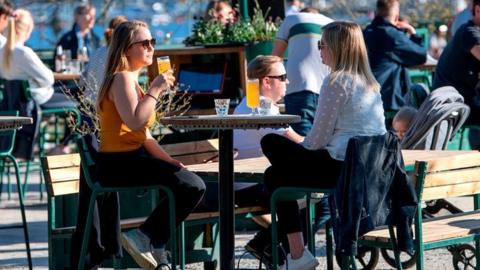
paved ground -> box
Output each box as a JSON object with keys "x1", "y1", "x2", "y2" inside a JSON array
[{"x1": 0, "y1": 168, "x2": 474, "y2": 269}]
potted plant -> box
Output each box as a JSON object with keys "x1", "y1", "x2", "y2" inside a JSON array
[
  {"x1": 184, "y1": 0, "x2": 280, "y2": 61},
  {"x1": 243, "y1": 2, "x2": 280, "y2": 61}
]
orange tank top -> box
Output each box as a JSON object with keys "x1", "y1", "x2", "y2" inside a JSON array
[{"x1": 99, "y1": 90, "x2": 156, "y2": 152}]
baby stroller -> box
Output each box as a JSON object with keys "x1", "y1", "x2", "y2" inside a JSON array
[{"x1": 380, "y1": 86, "x2": 472, "y2": 270}]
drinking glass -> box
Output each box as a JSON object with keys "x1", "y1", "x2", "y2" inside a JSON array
[
  {"x1": 214, "y1": 99, "x2": 230, "y2": 116},
  {"x1": 157, "y1": 56, "x2": 171, "y2": 74},
  {"x1": 258, "y1": 97, "x2": 273, "y2": 115},
  {"x1": 246, "y1": 78, "x2": 260, "y2": 115}
]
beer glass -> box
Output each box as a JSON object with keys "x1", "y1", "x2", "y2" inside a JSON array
[
  {"x1": 157, "y1": 56, "x2": 171, "y2": 74},
  {"x1": 246, "y1": 78, "x2": 260, "y2": 115}
]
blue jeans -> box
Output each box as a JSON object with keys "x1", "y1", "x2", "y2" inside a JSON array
[{"x1": 284, "y1": 90, "x2": 319, "y2": 136}]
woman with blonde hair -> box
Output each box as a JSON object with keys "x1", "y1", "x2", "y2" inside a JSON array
[
  {"x1": 95, "y1": 20, "x2": 205, "y2": 270},
  {"x1": 260, "y1": 21, "x2": 386, "y2": 269},
  {"x1": 0, "y1": 9, "x2": 75, "y2": 109}
]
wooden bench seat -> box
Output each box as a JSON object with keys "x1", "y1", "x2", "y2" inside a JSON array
[
  {"x1": 362, "y1": 211, "x2": 480, "y2": 244},
  {"x1": 42, "y1": 139, "x2": 265, "y2": 269},
  {"x1": 357, "y1": 151, "x2": 480, "y2": 270}
]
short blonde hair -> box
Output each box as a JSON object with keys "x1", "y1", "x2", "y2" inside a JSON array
[
  {"x1": 321, "y1": 21, "x2": 380, "y2": 91},
  {"x1": 247, "y1": 55, "x2": 283, "y2": 79}
]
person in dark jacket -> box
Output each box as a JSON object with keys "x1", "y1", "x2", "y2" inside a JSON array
[
  {"x1": 55, "y1": 3, "x2": 100, "y2": 60},
  {"x1": 433, "y1": 0, "x2": 480, "y2": 149},
  {"x1": 330, "y1": 132, "x2": 417, "y2": 256},
  {"x1": 363, "y1": 0, "x2": 427, "y2": 113}
]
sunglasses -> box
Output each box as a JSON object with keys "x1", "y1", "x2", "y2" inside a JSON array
[
  {"x1": 267, "y1": 74, "x2": 287, "y2": 82},
  {"x1": 130, "y1": 38, "x2": 156, "y2": 49},
  {"x1": 318, "y1": 40, "x2": 327, "y2": 50}
]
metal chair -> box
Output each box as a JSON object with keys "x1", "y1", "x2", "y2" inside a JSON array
[
  {"x1": 0, "y1": 110, "x2": 32, "y2": 269},
  {"x1": 76, "y1": 137, "x2": 180, "y2": 270}
]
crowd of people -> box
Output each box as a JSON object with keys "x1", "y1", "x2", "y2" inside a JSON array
[{"x1": 1, "y1": 0, "x2": 480, "y2": 269}]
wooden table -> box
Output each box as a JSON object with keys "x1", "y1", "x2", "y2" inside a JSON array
[
  {"x1": 53, "y1": 72, "x2": 81, "y2": 81},
  {"x1": 187, "y1": 149, "x2": 478, "y2": 268},
  {"x1": 0, "y1": 116, "x2": 33, "y2": 131},
  {"x1": 189, "y1": 150, "x2": 480, "y2": 175},
  {"x1": 160, "y1": 114, "x2": 300, "y2": 270}
]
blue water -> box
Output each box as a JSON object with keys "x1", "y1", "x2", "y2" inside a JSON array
[{"x1": 20, "y1": 0, "x2": 209, "y2": 51}]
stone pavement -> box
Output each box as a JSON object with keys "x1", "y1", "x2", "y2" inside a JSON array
[{"x1": 0, "y1": 169, "x2": 473, "y2": 269}]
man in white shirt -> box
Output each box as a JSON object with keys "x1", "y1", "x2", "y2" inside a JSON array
[
  {"x1": 0, "y1": 0, "x2": 14, "y2": 47},
  {"x1": 272, "y1": 7, "x2": 333, "y2": 136},
  {"x1": 234, "y1": 55, "x2": 303, "y2": 159}
]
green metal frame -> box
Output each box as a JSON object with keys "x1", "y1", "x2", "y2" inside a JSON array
[
  {"x1": 44, "y1": 167, "x2": 231, "y2": 269},
  {"x1": 76, "y1": 137, "x2": 179, "y2": 270},
  {"x1": 0, "y1": 80, "x2": 35, "y2": 201},
  {"x1": 357, "y1": 161, "x2": 480, "y2": 270},
  {"x1": 269, "y1": 187, "x2": 334, "y2": 270},
  {"x1": 0, "y1": 110, "x2": 32, "y2": 269},
  {"x1": 0, "y1": 79, "x2": 82, "y2": 201}
]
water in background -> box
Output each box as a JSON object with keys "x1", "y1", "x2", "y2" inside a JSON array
[
  {"x1": 21, "y1": 0, "x2": 382, "y2": 51},
  {"x1": 20, "y1": 0, "x2": 209, "y2": 51}
]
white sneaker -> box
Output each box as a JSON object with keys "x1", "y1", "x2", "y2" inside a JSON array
[
  {"x1": 152, "y1": 247, "x2": 171, "y2": 269},
  {"x1": 121, "y1": 229, "x2": 158, "y2": 270},
  {"x1": 280, "y1": 248, "x2": 319, "y2": 270}
]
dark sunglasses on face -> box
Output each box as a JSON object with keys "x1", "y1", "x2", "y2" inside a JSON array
[
  {"x1": 318, "y1": 40, "x2": 327, "y2": 50},
  {"x1": 130, "y1": 38, "x2": 156, "y2": 49},
  {"x1": 267, "y1": 74, "x2": 287, "y2": 82}
]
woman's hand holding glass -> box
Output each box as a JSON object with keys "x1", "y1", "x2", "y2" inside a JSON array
[{"x1": 149, "y1": 69, "x2": 175, "y2": 96}]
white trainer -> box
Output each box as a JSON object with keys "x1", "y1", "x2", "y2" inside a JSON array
[
  {"x1": 280, "y1": 248, "x2": 319, "y2": 270},
  {"x1": 120, "y1": 229, "x2": 158, "y2": 270}
]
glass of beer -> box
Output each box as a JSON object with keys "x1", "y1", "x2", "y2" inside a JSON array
[
  {"x1": 157, "y1": 56, "x2": 171, "y2": 74},
  {"x1": 246, "y1": 78, "x2": 260, "y2": 115}
]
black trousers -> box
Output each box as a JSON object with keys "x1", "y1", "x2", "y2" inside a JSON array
[
  {"x1": 97, "y1": 147, "x2": 206, "y2": 246},
  {"x1": 260, "y1": 133, "x2": 343, "y2": 234}
]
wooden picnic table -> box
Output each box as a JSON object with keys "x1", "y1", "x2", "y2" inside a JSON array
[
  {"x1": 188, "y1": 150, "x2": 479, "y2": 176},
  {"x1": 0, "y1": 116, "x2": 33, "y2": 131},
  {"x1": 160, "y1": 114, "x2": 300, "y2": 270},
  {"x1": 187, "y1": 149, "x2": 478, "y2": 269}
]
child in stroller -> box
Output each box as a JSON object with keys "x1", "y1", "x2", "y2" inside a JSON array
[{"x1": 381, "y1": 86, "x2": 472, "y2": 269}]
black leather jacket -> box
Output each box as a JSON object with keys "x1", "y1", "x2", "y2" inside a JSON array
[{"x1": 329, "y1": 132, "x2": 417, "y2": 256}]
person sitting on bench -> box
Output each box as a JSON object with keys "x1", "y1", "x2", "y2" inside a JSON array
[{"x1": 95, "y1": 20, "x2": 206, "y2": 270}]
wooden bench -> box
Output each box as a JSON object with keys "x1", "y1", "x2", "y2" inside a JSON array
[
  {"x1": 42, "y1": 139, "x2": 266, "y2": 269},
  {"x1": 359, "y1": 151, "x2": 480, "y2": 270}
]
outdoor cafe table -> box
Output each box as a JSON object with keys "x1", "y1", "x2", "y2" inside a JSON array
[
  {"x1": 0, "y1": 116, "x2": 33, "y2": 131},
  {"x1": 187, "y1": 149, "x2": 479, "y2": 268},
  {"x1": 160, "y1": 114, "x2": 300, "y2": 270}
]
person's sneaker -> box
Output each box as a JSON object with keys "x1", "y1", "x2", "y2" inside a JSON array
[
  {"x1": 280, "y1": 248, "x2": 319, "y2": 270},
  {"x1": 121, "y1": 229, "x2": 157, "y2": 270},
  {"x1": 152, "y1": 248, "x2": 171, "y2": 270}
]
